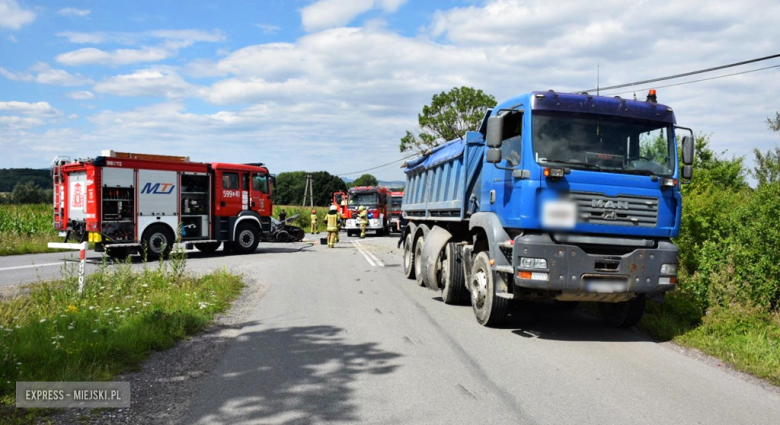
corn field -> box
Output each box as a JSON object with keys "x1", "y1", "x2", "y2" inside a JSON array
[{"x1": 0, "y1": 203, "x2": 53, "y2": 237}]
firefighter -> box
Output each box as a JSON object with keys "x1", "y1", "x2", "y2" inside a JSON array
[
  {"x1": 325, "y1": 205, "x2": 340, "y2": 248},
  {"x1": 358, "y1": 205, "x2": 368, "y2": 238},
  {"x1": 310, "y1": 209, "x2": 318, "y2": 234}
]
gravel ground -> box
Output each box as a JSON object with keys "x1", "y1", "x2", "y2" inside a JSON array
[{"x1": 44, "y1": 276, "x2": 269, "y2": 425}]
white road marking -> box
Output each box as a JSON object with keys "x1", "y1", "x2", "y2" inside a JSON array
[
  {"x1": 0, "y1": 262, "x2": 63, "y2": 272},
  {"x1": 352, "y1": 241, "x2": 385, "y2": 267}
]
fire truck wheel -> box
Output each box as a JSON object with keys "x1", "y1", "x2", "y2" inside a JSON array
[
  {"x1": 470, "y1": 251, "x2": 508, "y2": 326},
  {"x1": 233, "y1": 222, "x2": 259, "y2": 254},
  {"x1": 195, "y1": 242, "x2": 221, "y2": 253},
  {"x1": 142, "y1": 225, "x2": 174, "y2": 260}
]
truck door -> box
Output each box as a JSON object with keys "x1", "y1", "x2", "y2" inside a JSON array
[
  {"x1": 250, "y1": 173, "x2": 271, "y2": 216},
  {"x1": 216, "y1": 170, "x2": 243, "y2": 217}
]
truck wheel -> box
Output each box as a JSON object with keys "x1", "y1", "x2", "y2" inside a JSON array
[
  {"x1": 347, "y1": 230, "x2": 356, "y2": 237},
  {"x1": 598, "y1": 295, "x2": 646, "y2": 328},
  {"x1": 195, "y1": 242, "x2": 221, "y2": 253},
  {"x1": 470, "y1": 252, "x2": 508, "y2": 326},
  {"x1": 233, "y1": 222, "x2": 259, "y2": 254},
  {"x1": 376, "y1": 226, "x2": 385, "y2": 236},
  {"x1": 142, "y1": 225, "x2": 174, "y2": 261},
  {"x1": 403, "y1": 233, "x2": 415, "y2": 279},
  {"x1": 414, "y1": 236, "x2": 425, "y2": 286},
  {"x1": 441, "y1": 243, "x2": 466, "y2": 304}
]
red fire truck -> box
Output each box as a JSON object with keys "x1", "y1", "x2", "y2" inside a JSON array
[
  {"x1": 332, "y1": 191, "x2": 352, "y2": 220},
  {"x1": 388, "y1": 191, "x2": 403, "y2": 233},
  {"x1": 51, "y1": 151, "x2": 275, "y2": 259},
  {"x1": 344, "y1": 186, "x2": 390, "y2": 236}
]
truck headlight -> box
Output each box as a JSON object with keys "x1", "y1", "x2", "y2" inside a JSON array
[
  {"x1": 370, "y1": 219, "x2": 379, "y2": 226},
  {"x1": 660, "y1": 264, "x2": 677, "y2": 275},
  {"x1": 520, "y1": 257, "x2": 547, "y2": 269}
]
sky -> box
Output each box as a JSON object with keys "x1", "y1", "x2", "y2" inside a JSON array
[{"x1": 1, "y1": 0, "x2": 779, "y2": 183}]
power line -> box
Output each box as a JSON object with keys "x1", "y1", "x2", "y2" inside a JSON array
[
  {"x1": 605, "y1": 64, "x2": 780, "y2": 96},
  {"x1": 579, "y1": 53, "x2": 780, "y2": 93},
  {"x1": 337, "y1": 152, "x2": 419, "y2": 176}
]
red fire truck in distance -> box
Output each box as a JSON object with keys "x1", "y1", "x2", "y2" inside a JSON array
[
  {"x1": 344, "y1": 186, "x2": 390, "y2": 236},
  {"x1": 51, "y1": 151, "x2": 274, "y2": 259},
  {"x1": 332, "y1": 191, "x2": 352, "y2": 220},
  {"x1": 388, "y1": 191, "x2": 403, "y2": 233}
]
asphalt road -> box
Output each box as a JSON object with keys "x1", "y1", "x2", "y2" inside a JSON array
[{"x1": 3, "y1": 233, "x2": 780, "y2": 424}]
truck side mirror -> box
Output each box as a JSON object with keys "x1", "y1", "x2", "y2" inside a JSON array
[
  {"x1": 486, "y1": 115, "x2": 504, "y2": 148},
  {"x1": 681, "y1": 135, "x2": 694, "y2": 166},
  {"x1": 682, "y1": 165, "x2": 693, "y2": 180},
  {"x1": 486, "y1": 149, "x2": 502, "y2": 163}
]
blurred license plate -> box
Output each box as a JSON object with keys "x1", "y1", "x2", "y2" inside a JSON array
[{"x1": 585, "y1": 279, "x2": 627, "y2": 293}]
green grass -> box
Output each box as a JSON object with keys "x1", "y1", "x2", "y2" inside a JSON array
[
  {"x1": 0, "y1": 203, "x2": 58, "y2": 256},
  {"x1": 640, "y1": 292, "x2": 780, "y2": 386},
  {"x1": 0, "y1": 250, "x2": 244, "y2": 422}
]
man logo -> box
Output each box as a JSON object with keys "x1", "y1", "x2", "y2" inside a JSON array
[
  {"x1": 603, "y1": 211, "x2": 617, "y2": 220},
  {"x1": 141, "y1": 183, "x2": 175, "y2": 194},
  {"x1": 591, "y1": 199, "x2": 629, "y2": 209}
]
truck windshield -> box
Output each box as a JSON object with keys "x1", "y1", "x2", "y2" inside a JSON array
[
  {"x1": 532, "y1": 111, "x2": 675, "y2": 176},
  {"x1": 349, "y1": 192, "x2": 378, "y2": 207},
  {"x1": 390, "y1": 198, "x2": 402, "y2": 210}
]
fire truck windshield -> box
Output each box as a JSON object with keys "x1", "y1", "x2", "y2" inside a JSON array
[
  {"x1": 532, "y1": 111, "x2": 675, "y2": 176},
  {"x1": 349, "y1": 192, "x2": 378, "y2": 207},
  {"x1": 390, "y1": 198, "x2": 402, "y2": 211}
]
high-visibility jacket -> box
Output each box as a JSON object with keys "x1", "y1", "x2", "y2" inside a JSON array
[
  {"x1": 359, "y1": 209, "x2": 368, "y2": 224},
  {"x1": 310, "y1": 213, "x2": 318, "y2": 223},
  {"x1": 326, "y1": 211, "x2": 340, "y2": 231}
]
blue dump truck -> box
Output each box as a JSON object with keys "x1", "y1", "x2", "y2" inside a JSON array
[{"x1": 401, "y1": 90, "x2": 694, "y2": 327}]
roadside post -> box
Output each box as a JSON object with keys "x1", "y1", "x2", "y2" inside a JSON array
[{"x1": 47, "y1": 241, "x2": 90, "y2": 294}]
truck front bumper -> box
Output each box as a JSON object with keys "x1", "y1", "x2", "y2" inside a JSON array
[
  {"x1": 504, "y1": 234, "x2": 678, "y2": 298},
  {"x1": 345, "y1": 218, "x2": 383, "y2": 230}
]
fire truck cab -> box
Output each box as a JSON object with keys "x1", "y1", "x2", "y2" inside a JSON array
[
  {"x1": 52, "y1": 151, "x2": 274, "y2": 259},
  {"x1": 344, "y1": 186, "x2": 390, "y2": 237}
]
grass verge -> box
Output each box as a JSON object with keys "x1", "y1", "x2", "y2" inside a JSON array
[
  {"x1": 0, "y1": 203, "x2": 58, "y2": 257},
  {"x1": 0, "y1": 251, "x2": 244, "y2": 423},
  {"x1": 640, "y1": 293, "x2": 780, "y2": 386}
]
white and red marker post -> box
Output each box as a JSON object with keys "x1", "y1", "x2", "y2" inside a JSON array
[{"x1": 47, "y1": 241, "x2": 90, "y2": 294}]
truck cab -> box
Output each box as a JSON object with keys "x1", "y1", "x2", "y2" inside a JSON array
[{"x1": 344, "y1": 186, "x2": 389, "y2": 236}]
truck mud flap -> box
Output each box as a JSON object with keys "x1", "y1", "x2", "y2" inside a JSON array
[{"x1": 421, "y1": 226, "x2": 453, "y2": 291}]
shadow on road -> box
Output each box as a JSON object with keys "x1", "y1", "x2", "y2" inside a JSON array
[
  {"x1": 186, "y1": 324, "x2": 402, "y2": 425},
  {"x1": 499, "y1": 301, "x2": 650, "y2": 343}
]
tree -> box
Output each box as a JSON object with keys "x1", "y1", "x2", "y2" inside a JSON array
[
  {"x1": 348, "y1": 174, "x2": 378, "y2": 188},
  {"x1": 400, "y1": 86, "x2": 497, "y2": 153},
  {"x1": 752, "y1": 146, "x2": 780, "y2": 186},
  {"x1": 11, "y1": 181, "x2": 49, "y2": 204},
  {"x1": 273, "y1": 171, "x2": 346, "y2": 206},
  {"x1": 767, "y1": 112, "x2": 780, "y2": 132}
]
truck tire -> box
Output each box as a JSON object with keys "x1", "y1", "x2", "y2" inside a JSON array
[
  {"x1": 233, "y1": 222, "x2": 259, "y2": 254},
  {"x1": 403, "y1": 233, "x2": 415, "y2": 279},
  {"x1": 195, "y1": 242, "x2": 221, "y2": 253},
  {"x1": 414, "y1": 236, "x2": 425, "y2": 286},
  {"x1": 376, "y1": 226, "x2": 385, "y2": 236},
  {"x1": 470, "y1": 251, "x2": 508, "y2": 326},
  {"x1": 142, "y1": 225, "x2": 174, "y2": 261},
  {"x1": 598, "y1": 295, "x2": 646, "y2": 328},
  {"x1": 347, "y1": 230, "x2": 356, "y2": 237},
  {"x1": 441, "y1": 243, "x2": 466, "y2": 305}
]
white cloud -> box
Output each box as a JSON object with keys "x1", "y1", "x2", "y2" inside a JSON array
[
  {"x1": 255, "y1": 23, "x2": 281, "y2": 34},
  {"x1": 0, "y1": 101, "x2": 61, "y2": 117},
  {"x1": 7, "y1": 35, "x2": 18, "y2": 42},
  {"x1": 0, "y1": 0, "x2": 35, "y2": 30},
  {"x1": 56, "y1": 47, "x2": 169, "y2": 66},
  {"x1": 58, "y1": 7, "x2": 91, "y2": 17},
  {"x1": 93, "y1": 69, "x2": 200, "y2": 98},
  {"x1": 67, "y1": 91, "x2": 95, "y2": 100},
  {"x1": 300, "y1": 0, "x2": 408, "y2": 32},
  {"x1": 55, "y1": 29, "x2": 226, "y2": 66},
  {"x1": 1, "y1": 64, "x2": 92, "y2": 86}
]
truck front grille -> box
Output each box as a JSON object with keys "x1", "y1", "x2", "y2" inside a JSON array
[{"x1": 570, "y1": 192, "x2": 658, "y2": 228}]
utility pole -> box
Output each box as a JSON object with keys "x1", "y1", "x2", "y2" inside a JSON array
[{"x1": 301, "y1": 172, "x2": 314, "y2": 207}]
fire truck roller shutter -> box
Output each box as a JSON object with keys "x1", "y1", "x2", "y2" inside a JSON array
[{"x1": 102, "y1": 167, "x2": 134, "y2": 187}]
